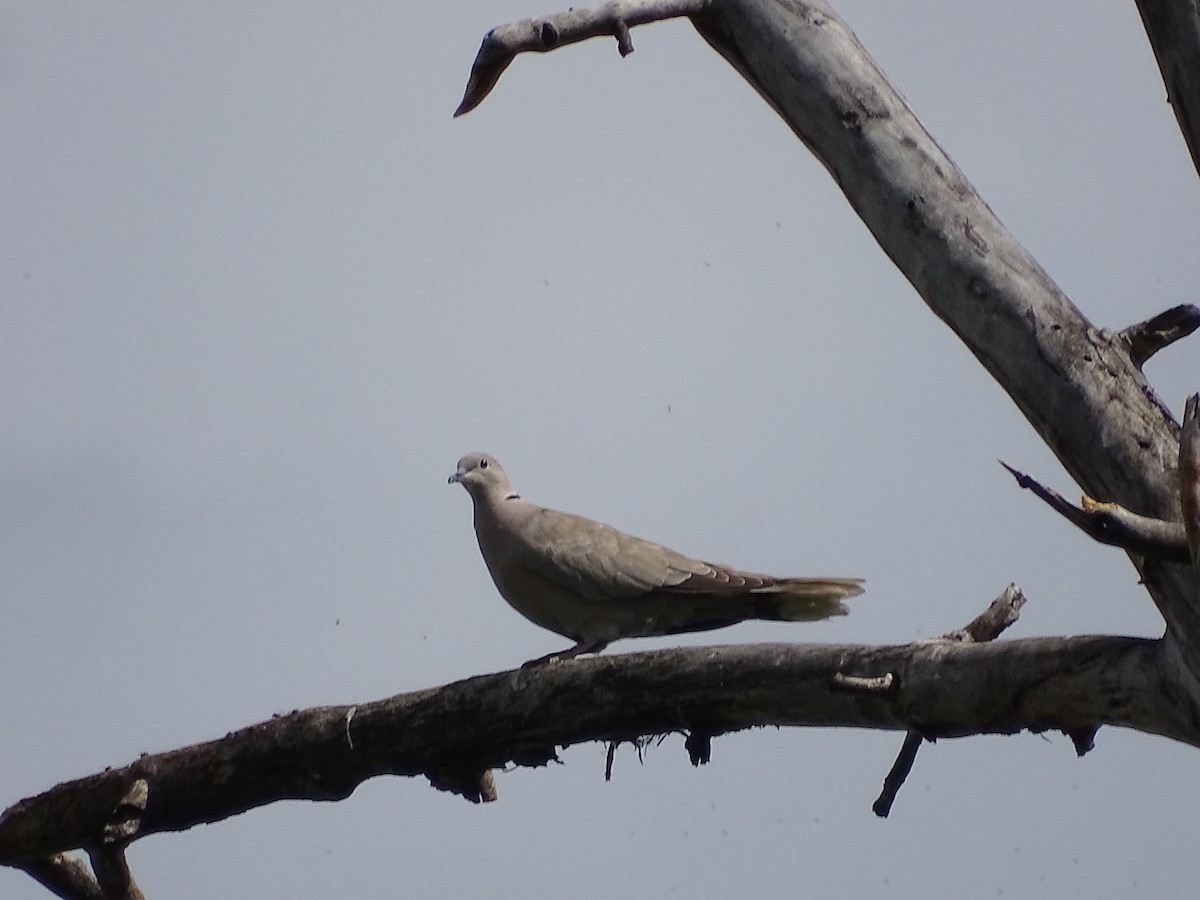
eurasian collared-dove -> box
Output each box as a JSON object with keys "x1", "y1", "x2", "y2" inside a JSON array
[{"x1": 449, "y1": 452, "x2": 863, "y2": 664}]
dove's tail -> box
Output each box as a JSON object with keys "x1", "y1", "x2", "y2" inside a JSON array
[
  {"x1": 630, "y1": 576, "x2": 865, "y2": 638},
  {"x1": 751, "y1": 577, "x2": 864, "y2": 622}
]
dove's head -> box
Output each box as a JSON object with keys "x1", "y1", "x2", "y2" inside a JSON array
[{"x1": 449, "y1": 452, "x2": 514, "y2": 500}]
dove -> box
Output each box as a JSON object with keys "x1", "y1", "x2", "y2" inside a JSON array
[{"x1": 449, "y1": 452, "x2": 863, "y2": 664}]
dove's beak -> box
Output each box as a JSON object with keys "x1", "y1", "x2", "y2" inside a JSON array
[{"x1": 448, "y1": 472, "x2": 462, "y2": 485}]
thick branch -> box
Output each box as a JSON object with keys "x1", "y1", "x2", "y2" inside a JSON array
[
  {"x1": 679, "y1": 0, "x2": 1177, "y2": 496},
  {"x1": 683, "y1": 0, "x2": 1200, "y2": 660},
  {"x1": 0, "y1": 635, "x2": 1187, "y2": 868},
  {"x1": 1133, "y1": 0, "x2": 1200, "y2": 180}
]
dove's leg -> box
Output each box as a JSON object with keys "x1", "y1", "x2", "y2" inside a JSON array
[{"x1": 521, "y1": 638, "x2": 609, "y2": 668}]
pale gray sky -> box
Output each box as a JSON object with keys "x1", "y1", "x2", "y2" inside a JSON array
[{"x1": 2, "y1": 1, "x2": 1197, "y2": 897}]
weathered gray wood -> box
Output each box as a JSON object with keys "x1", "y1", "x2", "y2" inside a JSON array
[
  {"x1": 8, "y1": 1, "x2": 1200, "y2": 894},
  {"x1": 0, "y1": 633, "x2": 1180, "y2": 870},
  {"x1": 1133, "y1": 0, "x2": 1200, "y2": 180},
  {"x1": 687, "y1": 0, "x2": 1200, "y2": 668}
]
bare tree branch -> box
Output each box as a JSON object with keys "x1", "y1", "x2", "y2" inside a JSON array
[
  {"x1": 84, "y1": 846, "x2": 143, "y2": 900},
  {"x1": 24, "y1": 854, "x2": 104, "y2": 900},
  {"x1": 1133, "y1": 0, "x2": 1200, "y2": 180},
  {"x1": 677, "y1": 0, "x2": 1200, "y2": 663},
  {"x1": 8, "y1": 1, "x2": 1200, "y2": 893},
  {"x1": 459, "y1": 0, "x2": 1200, "y2": 656},
  {"x1": 943, "y1": 583, "x2": 1026, "y2": 643},
  {"x1": 872, "y1": 584, "x2": 1027, "y2": 817},
  {"x1": 455, "y1": 0, "x2": 708, "y2": 116},
  {"x1": 872, "y1": 732, "x2": 921, "y2": 818},
  {"x1": 16, "y1": 780, "x2": 150, "y2": 899},
  {"x1": 446, "y1": 0, "x2": 1200, "y2": 835},
  {"x1": 1000, "y1": 461, "x2": 1190, "y2": 562},
  {"x1": 0, "y1": 628, "x2": 1186, "y2": 872},
  {"x1": 1117, "y1": 304, "x2": 1200, "y2": 369}
]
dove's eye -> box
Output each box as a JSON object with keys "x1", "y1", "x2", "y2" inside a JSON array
[{"x1": 480, "y1": 458, "x2": 489, "y2": 469}]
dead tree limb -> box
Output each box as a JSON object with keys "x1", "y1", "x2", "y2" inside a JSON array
[
  {"x1": 450, "y1": 0, "x2": 1200, "y2": 817},
  {"x1": 455, "y1": 0, "x2": 707, "y2": 116},
  {"x1": 872, "y1": 584, "x2": 1027, "y2": 817},
  {"x1": 1132, "y1": 0, "x2": 1200, "y2": 180},
  {"x1": 7, "y1": 0, "x2": 1200, "y2": 893},
  {"x1": 1118, "y1": 304, "x2": 1200, "y2": 369},
  {"x1": 24, "y1": 855, "x2": 104, "y2": 900},
  {"x1": 0, "y1": 624, "x2": 1188, "y2": 879}
]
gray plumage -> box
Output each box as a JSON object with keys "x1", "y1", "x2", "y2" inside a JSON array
[{"x1": 449, "y1": 452, "x2": 863, "y2": 664}]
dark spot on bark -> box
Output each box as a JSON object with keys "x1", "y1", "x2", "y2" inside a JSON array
[{"x1": 540, "y1": 21, "x2": 559, "y2": 47}]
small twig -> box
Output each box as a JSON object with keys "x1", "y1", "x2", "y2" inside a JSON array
[
  {"x1": 684, "y1": 728, "x2": 712, "y2": 766},
  {"x1": 634, "y1": 737, "x2": 648, "y2": 765},
  {"x1": 614, "y1": 19, "x2": 634, "y2": 56},
  {"x1": 872, "y1": 584, "x2": 1027, "y2": 817},
  {"x1": 1181, "y1": 393, "x2": 1200, "y2": 572},
  {"x1": 1065, "y1": 725, "x2": 1099, "y2": 757},
  {"x1": 605, "y1": 735, "x2": 666, "y2": 778},
  {"x1": 830, "y1": 672, "x2": 895, "y2": 694},
  {"x1": 942, "y1": 584, "x2": 1026, "y2": 643},
  {"x1": 872, "y1": 732, "x2": 922, "y2": 818},
  {"x1": 1000, "y1": 461, "x2": 1189, "y2": 562},
  {"x1": 1117, "y1": 304, "x2": 1200, "y2": 368},
  {"x1": 1001, "y1": 460, "x2": 1107, "y2": 532},
  {"x1": 455, "y1": 0, "x2": 708, "y2": 116}
]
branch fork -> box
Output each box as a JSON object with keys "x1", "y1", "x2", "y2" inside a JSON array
[{"x1": 867, "y1": 585, "x2": 1027, "y2": 818}]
